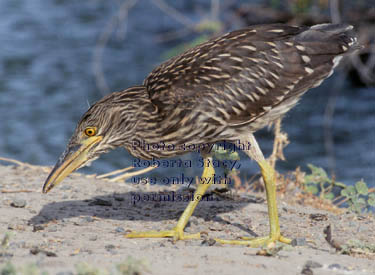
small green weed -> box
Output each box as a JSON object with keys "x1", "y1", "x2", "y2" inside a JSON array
[
  {"x1": 75, "y1": 262, "x2": 105, "y2": 275},
  {"x1": 116, "y1": 256, "x2": 149, "y2": 275},
  {"x1": 340, "y1": 239, "x2": 375, "y2": 255},
  {"x1": 304, "y1": 164, "x2": 375, "y2": 213}
]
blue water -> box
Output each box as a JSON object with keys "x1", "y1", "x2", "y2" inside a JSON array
[{"x1": 0, "y1": 0, "x2": 374, "y2": 188}]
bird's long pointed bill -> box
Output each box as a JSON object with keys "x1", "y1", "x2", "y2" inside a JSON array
[{"x1": 43, "y1": 136, "x2": 102, "y2": 193}]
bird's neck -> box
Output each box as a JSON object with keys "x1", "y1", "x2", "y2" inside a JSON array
[{"x1": 119, "y1": 86, "x2": 162, "y2": 158}]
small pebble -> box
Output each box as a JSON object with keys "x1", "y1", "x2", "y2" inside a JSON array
[
  {"x1": 304, "y1": 260, "x2": 322, "y2": 269},
  {"x1": 7, "y1": 224, "x2": 16, "y2": 230},
  {"x1": 82, "y1": 216, "x2": 94, "y2": 223},
  {"x1": 357, "y1": 215, "x2": 366, "y2": 220},
  {"x1": 201, "y1": 238, "x2": 216, "y2": 246},
  {"x1": 291, "y1": 237, "x2": 306, "y2": 247},
  {"x1": 30, "y1": 247, "x2": 57, "y2": 257},
  {"x1": 301, "y1": 266, "x2": 313, "y2": 275},
  {"x1": 105, "y1": 244, "x2": 116, "y2": 251},
  {"x1": 115, "y1": 227, "x2": 125, "y2": 233},
  {"x1": 33, "y1": 225, "x2": 45, "y2": 232},
  {"x1": 309, "y1": 213, "x2": 328, "y2": 221},
  {"x1": 10, "y1": 199, "x2": 26, "y2": 208}
]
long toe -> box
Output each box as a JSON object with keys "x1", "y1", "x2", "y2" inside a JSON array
[
  {"x1": 215, "y1": 234, "x2": 291, "y2": 247},
  {"x1": 125, "y1": 228, "x2": 201, "y2": 241}
]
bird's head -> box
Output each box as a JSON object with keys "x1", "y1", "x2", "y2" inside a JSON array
[{"x1": 43, "y1": 88, "x2": 143, "y2": 193}]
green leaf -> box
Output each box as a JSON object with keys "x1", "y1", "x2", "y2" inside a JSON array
[
  {"x1": 304, "y1": 174, "x2": 316, "y2": 184},
  {"x1": 212, "y1": 147, "x2": 240, "y2": 162},
  {"x1": 324, "y1": 192, "x2": 335, "y2": 200},
  {"x1": 355, "y1": 197, "x2": 367, "y2": 206},
  {"x1": 355, "y1": 180, "x2": 368, "y2": 195},
  {"x1": 341, "y1": 188, "x2": 349, "y2": 197},
  {"x1": 351, "y1": 197, "x2": 367, "y2": 213},
  {"x1": 341, "y1": 186, "x2": 356, "y2": 200},
  {"x1": 346, "y1": 186, "x2": 357, "y2": 197},
  {"x1": 305, "y1": 185, "x2": 319, "y2": 195},
  {"x1": 306, "y1": 164, "x2": 330, "y2": 184},
  {"x1": 367, "y1": 193, "x2": 375, "y2": 207}
]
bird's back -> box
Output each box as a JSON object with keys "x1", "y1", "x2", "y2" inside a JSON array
[{"x1": 140, "y1": 24, "x2": 358, "y2": 144}]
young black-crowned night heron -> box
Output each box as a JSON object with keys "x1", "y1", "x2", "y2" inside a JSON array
[{"x1": 43, "y1": 23, "x2": 359, "y2": 247}]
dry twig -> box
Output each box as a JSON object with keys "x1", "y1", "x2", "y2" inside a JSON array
[
  {"x1": 268, "y1": 118, "x2": 289, "y2": 170},
  {"x1": 1, "y1": 189, "x2": 34, "y2": 193}
]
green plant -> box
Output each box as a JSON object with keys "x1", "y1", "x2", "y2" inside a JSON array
[
  {"x1": 340, "y1": 180, "x2": 375, "y2": 213},
  {"x1": 212, "y1": 145, "x2": 240, "y2": 161},
  {"x1": 304, "y1": 164, "x2": 375, "y2": 213},
  {"x1": 116, "y1": 256, "x2": 149, "y2": 275},
  {"x1": 212, "y1": 144, "x2": 240, "y2": 177},
  {"x1": 75, "y1": 263, "x2": 106, "y2": 275},
  {"x1": 340, "y1": 239, "x2": 375, "y2": 255}
]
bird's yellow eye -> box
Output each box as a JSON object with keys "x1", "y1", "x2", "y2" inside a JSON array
[{"x1": 84, "y1": 127, "x2": 96, "y2": 137}]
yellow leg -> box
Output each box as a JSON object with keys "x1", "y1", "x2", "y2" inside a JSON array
[
  {"x1": 216, "y1": 159, "x2": 291, "y2": 247},
  {"x1": 125, "y1": 157, "x2": 215, "y2": 241}
]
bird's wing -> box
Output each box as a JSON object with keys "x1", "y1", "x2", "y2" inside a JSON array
[{"x1": 144, "y1": 24, "x2": 356, "y2": 131}]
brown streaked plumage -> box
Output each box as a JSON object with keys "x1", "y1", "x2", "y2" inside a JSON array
[{"x1": 43, "y1": 23, "x2": 359, "y2": 246}]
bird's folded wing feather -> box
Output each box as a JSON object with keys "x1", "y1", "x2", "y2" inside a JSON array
[{"x1": 144, "y1": 24, "x2": 356, "y2": 128}]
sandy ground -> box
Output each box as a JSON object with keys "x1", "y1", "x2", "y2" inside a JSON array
[{"x1": 0, "y1": 163, "x2": 374, "y2": 275}]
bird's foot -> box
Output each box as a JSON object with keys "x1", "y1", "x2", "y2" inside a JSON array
[
  {"x1": 215, "y1": 234, "x2": 291, "y2": 247},
  {"x1": 125, "y1": 227, "x2": 200, "y2": 241}
]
